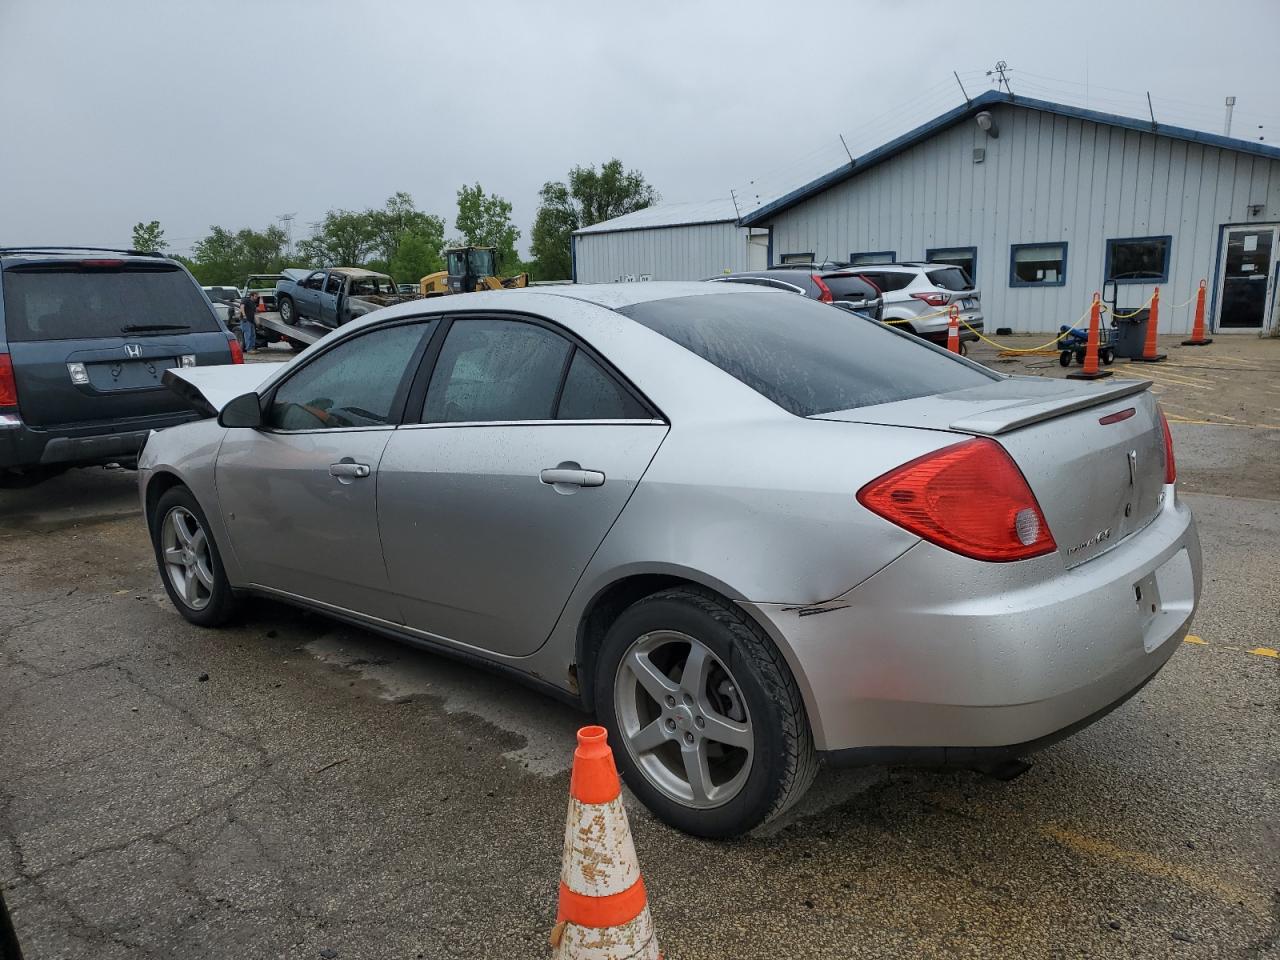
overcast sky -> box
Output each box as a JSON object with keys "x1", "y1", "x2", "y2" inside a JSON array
[{"x1": 2, "y1": 0, "x2": 1277, "y2": 258}]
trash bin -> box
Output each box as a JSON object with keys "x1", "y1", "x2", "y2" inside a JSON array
[{"x1": 1111, "y1": 309, "x2": 1151, "y2": 359}]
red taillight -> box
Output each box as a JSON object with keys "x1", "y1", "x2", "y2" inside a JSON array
[
  {"x1": 228, "y1": 338, "x2": 244, "y2": 364},
  {"x1": 0, "y1": 353, "x2": 17, "y2": 407},
  {"x1": 811, "y1": 274, "x2": 833, "y2": 303},
  {"x1": 1159, "y1": 408, "x2": 1176, "y2": 484},
  {"x1": 857, "y1": 438, "x2": 1056, "y2": 562},
  {"x1": 910, "y1": 291, "x2": 948, "y2": 308}
]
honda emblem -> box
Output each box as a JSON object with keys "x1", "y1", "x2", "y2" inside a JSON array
[{"x1": 124, "y1": 343, "x2": 142, "y2": 359}]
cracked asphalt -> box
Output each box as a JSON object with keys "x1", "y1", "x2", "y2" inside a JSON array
[{"x1": 2, "y1": 390, "x2": 1277, "y2": 958}]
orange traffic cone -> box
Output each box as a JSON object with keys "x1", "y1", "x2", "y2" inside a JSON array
[
  {"x1": 946, "y1": 304, "x2": 961, "y2": 354},
  {"x1": 1133, "y1": 286, "x2": 1167, "y2": 362},
  {"x1": 550, "y1": 727, "x2": 660, "y2": 960},
  {"x1": 1182, "y1": 279, "x2": 1213, "y2": 346},
  {"x1": 1067, "y1": 293, "x2": 1113, "y2": 381}
]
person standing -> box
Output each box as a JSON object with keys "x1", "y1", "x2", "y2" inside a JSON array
[{"x1": 239, "y1": 292, "x2": 258, "y2": 353}]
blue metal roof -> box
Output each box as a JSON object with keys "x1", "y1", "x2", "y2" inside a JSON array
[{"x1": 740, "y1": 90, "x2": 1280, "y2": 226}]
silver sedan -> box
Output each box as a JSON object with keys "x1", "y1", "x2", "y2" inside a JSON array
[{"x1": 139, "y1": 282, "x2": 1201, "y2": 837}]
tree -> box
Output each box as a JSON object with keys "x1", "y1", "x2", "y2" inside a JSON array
[
  {"x1": 370, "y1": 192, "x2": 445, "y2": 265},
  {"x1": 296, "y1": 209, "x2": 379, "y2": 267},
  {"x1": 389, "y1": 231, "x2": 444, "y2": 285},
  {"x1": 188, "y1": 224, "x2": 290, "y2": 285},
  {"x1": 131, "y1": 220, "x2": 167, "y2": 252},
  {"x1": 530, "y1": 159, "x2": 658, "y2": 280},
  {"x1": 453, "y1": 183, "x2": 519, "y2": 271}
]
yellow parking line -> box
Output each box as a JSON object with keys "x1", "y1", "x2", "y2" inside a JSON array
[
  {"x1": 1248, "y1": 647, "x2": 1278, "y2": 659},
  {"x1": 1042, "y1": 824, "x2": 1267, "y2": 915}
]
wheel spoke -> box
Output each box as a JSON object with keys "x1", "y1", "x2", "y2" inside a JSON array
[
  {"x1": 164, "y1": 547, "x2": 185, "y2": 563},
  {"x1": 182, "y1": 570, "x2": 197, "y2": 605},
  {"x1": 629, "y1": 718, "x2": 669, "y2": 754},
  {"x1": 189, "y1": 527, "x2": 207, "y2": 557},
  {"x1": 626, "y1": 649, "x2": 678, "y2": 703},
  {"x1": 700, "y1": 710, "x2": 752, "y2": 750},
  {"x1": 681, "y1": 742, "x2": 713, "y2": 803},
  {"x1": 192, "y1": 558, "x2": 215, "y2": 590},
  {"x1": 680, "y1": 641, "x2": 712, "y2": 700},
  {"x1": 171, "y1": 512, "x2": 192, "y2": 547}
]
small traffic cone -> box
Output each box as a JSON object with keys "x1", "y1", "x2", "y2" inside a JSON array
[
  {"x1": 550, "y1": 726, "x2": 660, "y2": 960},
  {"x1": 946, "y1": 305, "x2": 961, "y2": 354},
  {"x1": 1133, "y1": 286, "x2": 1167, "y2": 362},
  {"x1": 1182, "y1": 279, "x2": 1213, "y2": 346},
  {"x1": 1067, "y1": 293, "x2": 1113, "y2": 380}
]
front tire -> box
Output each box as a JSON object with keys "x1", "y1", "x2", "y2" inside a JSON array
[
  {"x1": 595, "y1": 586, "x2": 817, "y2": 838},
  {"x1": 150, "y1": 486, "x2": 238, "y2": 627},
  {"x1": 278, "y1": 296, "x2": 297, "y2": 325}
]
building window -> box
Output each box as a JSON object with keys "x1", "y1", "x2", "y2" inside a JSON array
[
  {"x1": 848, "y1": 251, "x2": 896, "y2": 266},
  {"x1": 1105, "y1": 236, "x2": 1172, "y2": 284},
  {"x1": 779, "y1": 252, "x2": 814, "y2": 265},
  {"x1": 926, "y1": 246, "x2": 977, "y2": 285},
  {"x1": 1009, "y1": 242, "x2": 1068, "y2": 287}
]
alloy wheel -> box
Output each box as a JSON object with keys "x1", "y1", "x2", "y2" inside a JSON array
[
  {"x1": 161, "y1": 506, "x2": 215, "y2": 611},
  {"x1": 613, "y1": 630, "x2": 754, "y2": 809}
]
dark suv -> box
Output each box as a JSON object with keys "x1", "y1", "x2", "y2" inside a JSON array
[
  {"x1": 0, "y1": 247, "x2": 242, "y2": 487},
  {"x1": 706, "y1": 267, "x2": 883, "y2": 321}
]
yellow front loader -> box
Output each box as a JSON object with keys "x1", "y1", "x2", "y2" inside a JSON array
[{"x1": 419, "y1": 246, "x2": 529, "y2": 297}]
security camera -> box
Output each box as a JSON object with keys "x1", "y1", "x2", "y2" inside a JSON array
[{"x1": 975, "y1": 111, "x2": 998, "y2": 138}]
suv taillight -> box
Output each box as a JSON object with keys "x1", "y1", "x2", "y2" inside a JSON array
[
  {"x1": 228, "y1": 338, "x2": 244, "y2": 364},
  {"x1": 1159, "y1": 408, "x2": 1176, "y2": 484},
  {"x1": 811, "y1": 274, "x2": 834, "y2": 303},
  {"x1": 0, "y1": 354, "x2": 17, "y2": 408},
  {"x1": 910, "y1": 291, "x2": 948, "y2": 308},
  {"x1": 857, "y1": 438, "x2": 1056, "y2": 562}
]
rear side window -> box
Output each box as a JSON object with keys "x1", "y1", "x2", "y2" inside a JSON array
[
  {"x1": 2, "y1": 264, "x2": 220, "y2": 342},
  {"x1": 619, "y1": 293, "x2": 994, "y2": 416},
  {"x1": 926, "y1": 267, "x2": 972, "y2": 291},
  {"x1": 858, "y1": 271, "x2": 913, "y2": 292},
  {"x1": 557, "y1": 350, "x2": 649, "y2": 420}
]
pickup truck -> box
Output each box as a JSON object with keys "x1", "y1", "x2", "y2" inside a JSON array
[{"x1": 274, "y1": 267, "x2": 420, "y2": 329}]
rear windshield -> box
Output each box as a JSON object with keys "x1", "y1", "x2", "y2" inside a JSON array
[
  {"x1": 619, "y1": 292, "x2": 994, "y2": 416},
  {"x1": 3, "y1": 264, "x2": 220, "y2": 342},
  {"x1": 822, "y1": 275, "x2": 878, "y2": 300},
  {"x1": 926, "y1": 267, "x2": 972, "y2": 291}
]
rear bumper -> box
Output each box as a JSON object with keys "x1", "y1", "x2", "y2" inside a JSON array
[
  {"x1": 0, "y1": 411, "x2": 200, "y2": 471},
  {"x1": 917, "y1": 312, "x2": 983, "y2": 343},
  {"x1": 742, "y1": 490, "x2": 1201, "y2": 754}
]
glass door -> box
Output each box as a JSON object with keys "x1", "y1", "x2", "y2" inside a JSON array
[{"x1": 1216, "y1": 225, "x2": 1278, "y2": 331}]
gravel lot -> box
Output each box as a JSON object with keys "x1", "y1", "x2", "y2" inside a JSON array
[{"x1": 1, "y1": 336, "x2": 1276, "y2": 959}]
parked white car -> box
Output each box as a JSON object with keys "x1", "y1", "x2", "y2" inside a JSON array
[{"x1": 847, "y1": 263, "x2": 983, "y2": 346}]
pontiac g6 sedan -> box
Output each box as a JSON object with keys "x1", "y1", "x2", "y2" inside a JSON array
[{"x1": 139, "y1": 282, "x2": 1201, "y2": 837}]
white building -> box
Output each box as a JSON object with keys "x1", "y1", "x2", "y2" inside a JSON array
[
  {"x1": 579, "y1": 91, "x2": 1280, "y2": 336},
  {"x1": 571, "y1": 198, "x2": 768, "y2": 283}
]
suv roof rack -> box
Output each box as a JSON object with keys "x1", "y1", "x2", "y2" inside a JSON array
[{"x1": 0, "y1": 246, "x2": 167, "y2": 258}]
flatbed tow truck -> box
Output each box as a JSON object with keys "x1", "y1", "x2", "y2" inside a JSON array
[{"x1": 253, "y1": 312, "x2": 328, "y2": 352}]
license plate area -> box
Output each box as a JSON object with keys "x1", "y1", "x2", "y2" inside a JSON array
[
  {"x1": 1135, "y1": 548, "x2": 1195, "y2": 653},
  {"x1": 87, "y1": 357, "x2": 176, "y2": 391},
  {"x1": 961, "y1": 298, "x2": 977, "y2": 310}
]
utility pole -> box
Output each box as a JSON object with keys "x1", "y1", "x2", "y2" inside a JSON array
[
  {"x1": 277, "y1": 212, "x2": 296, "y2": 258},
  {"x1": 1224, "y1": 96, "x2": 1236, "y2": 137}
]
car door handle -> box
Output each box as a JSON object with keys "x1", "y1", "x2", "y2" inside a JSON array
[
  {"x1": 540, "y1": 467, "x2": 605, "y2": 487},
  {"x1": 329, "y1": 461, "x2": 371, "y2": 479}
]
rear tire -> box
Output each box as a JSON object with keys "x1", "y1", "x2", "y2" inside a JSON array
[
  {"x1": 278, "y1": 296, "x2": 297, "y2": 325},
  {"x1": 150, "y1": 486, "x2": 238, "y2": 627},
  {"x1": 1059, "y1": 350, "x2": 1072, "y2": 367},
  {"x1": 594, "y1": 585, "x2": 817, "y2": 838}
]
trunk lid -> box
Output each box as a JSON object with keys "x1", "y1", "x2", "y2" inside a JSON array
[{"x1": 816, "y1": 376, "x2": 1168, "y2": 567}]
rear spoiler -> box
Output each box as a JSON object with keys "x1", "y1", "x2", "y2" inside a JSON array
[
  {"x1": 162, "y1": 364, "x2": 282, "y2": 418},
  {"x1": 949, "y1": 377, "x2": 1151, "y2": 436}
]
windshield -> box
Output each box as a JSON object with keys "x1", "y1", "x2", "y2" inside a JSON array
[
  {"x1": 926, "y1": 267, "x2": 973, "y2": 291},
  {"x1": 3, "y1": 264, "x2": 220, "y2": 341},
  {"x1": 469, "y1": 249, "x2": 497, "y2": 276},
  {"x1": 619, "y1": 292, "x2": 994, "y2": 416},
  {"x1": 243, "y1": 275, "x2": 282, "y2": 290}
]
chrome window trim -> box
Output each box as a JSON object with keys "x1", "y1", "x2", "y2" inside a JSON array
[{"x1": 396, "y1": 418, "x2": 666, "y2": 431}]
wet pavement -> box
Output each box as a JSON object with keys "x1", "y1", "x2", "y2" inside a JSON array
[{"x1": 1, "y1": 338, "x2": 1277, "y2": 959}]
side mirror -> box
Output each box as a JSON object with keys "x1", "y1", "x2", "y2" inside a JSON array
[{"x1": 218, "y1": 392, "x2": 264, "y2": 429}]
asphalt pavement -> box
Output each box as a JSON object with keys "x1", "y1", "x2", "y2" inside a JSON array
[{"x1": 1, "y1": 343, "x2": 1277, "y2": 959}]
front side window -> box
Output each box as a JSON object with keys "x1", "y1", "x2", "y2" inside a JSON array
[
  {"x1": 1010, "y1": 243, "x2": 1067, "y2": 287},
  {"x1": 324, "y1": 273, "x2": 344, "y2": 294},
  {"x1": 557, "y1": 350, "x2": 649, "y2": 420},
  {"x1": 1106, "y1": 236, "x2": 1171, "y2": 284},
  {"x1": 302, "y1": 271, "x2": 325, "y2": 290},
  {"x1": 849, "y1": 251, "x2": 896, "y2": 266},
  {"x1": 266, "y1": 322, "x2": 430, "y2": 431},
  {"x1": 620, "y1": 292, "x2": 994, "y2": 416},
  {"x1": 423, "y1": 318, "x2": 571, "y2": 423}
]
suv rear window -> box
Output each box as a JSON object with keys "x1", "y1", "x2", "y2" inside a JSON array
[
  {"x1": 2, "y1": 264, "x2": 220, "y2": 342},
  {"x1": 619, "y1": 292, "x2": 994, "y2": 416},
  {"x1": 821, "y1": 275, "x2": 879, "y2": 301},
  {"x1": 926, "y1": 267, "x2": 972, "y2": 291}
]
